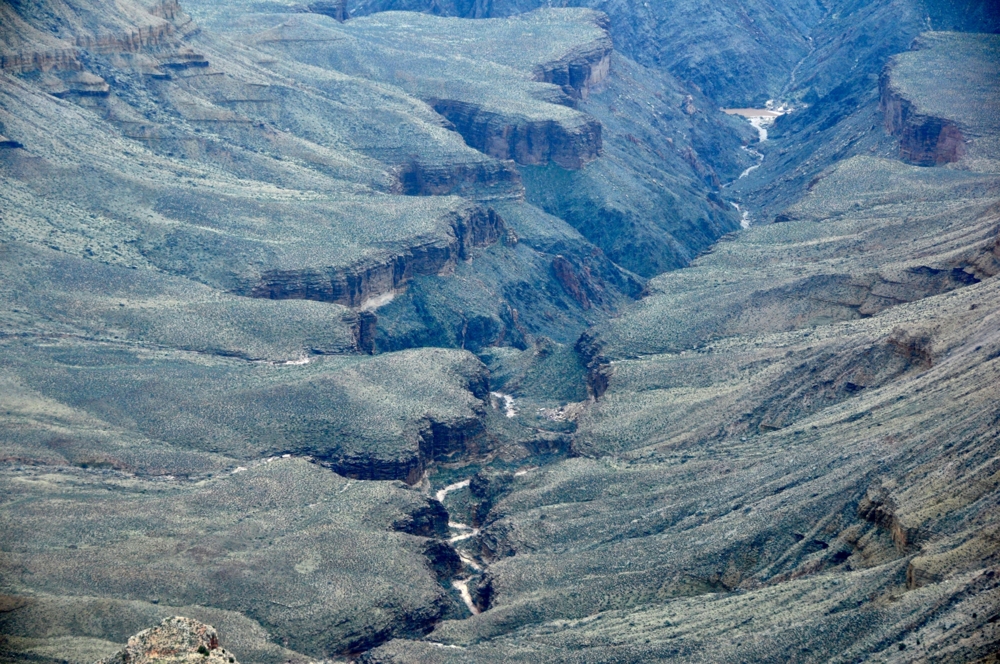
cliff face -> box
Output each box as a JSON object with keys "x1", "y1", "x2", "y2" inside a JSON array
[
  {"x1": 324, "y1": 360, "x2": 491, "y2": 483},
  {"x1": 0, "y1": 0, "x2": 197, "y2": 74},
  {"x1": 395, "y1": 158, "x2": 523, "y2": 198},
  {"x1": 431, "y1": 100, "x2": 602, "y2": 169},
  {"x1": 879, "y1": 32, "x2": 1000, "y2": 167},
  {"x1": 531, "y1": 31, "x2": 612, "y2": 102},
  {"x1": 880, "y1": 72, "x2": 966, "y2": 166},
  {"x1": 322, "y1": 408, "x2": 490, "y2": 483},
  {"x1": 249, "y1": 205, "x2": 505, "y2": 306}
]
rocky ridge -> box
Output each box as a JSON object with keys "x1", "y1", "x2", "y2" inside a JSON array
[
  {"x1": 98, "y1": 617, "x2": 237, "y2": 664},
  {"x1": 208, "y1": 7, "x2": 614, "y2": 169},
  {"x1": 247, "y1": 204, "x2": 505, "y2": 306}
]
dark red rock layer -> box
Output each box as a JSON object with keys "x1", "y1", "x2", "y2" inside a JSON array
[
  {"x1": 880, "y1": 72, "x2": 966, "y2": 166},
  {"x1": 431, "y1": 99, "x2": 602, "y2": 170},
  {"x1": 395, "y1": 158, "x2": 523, "y2": 199},
  {"x1": 551, "y1": 255, "x2": 591, "y2": 309},
  {"x1": 532, "y1": 36, "x2": 612, "y2": 101},
  {"x1": 249, "y1": 205, "x2": 505, "y2": 306}
]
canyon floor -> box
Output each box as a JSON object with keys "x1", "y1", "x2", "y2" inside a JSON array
[{"x1": 1, "y1": 0, "x2": 999, "y2": 662}]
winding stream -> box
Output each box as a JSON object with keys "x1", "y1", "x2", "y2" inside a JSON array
[
  {"x1": 723, "y1": 105, "x2": 790, "y2": 225},
  {"x1": 435, "y1": 479, "x2": 482, "y2": 615}
]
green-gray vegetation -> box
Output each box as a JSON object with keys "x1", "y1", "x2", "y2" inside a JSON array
[
  {"x1": 1, "y1": 0, "x2": 998, "y2": 661},
  {"x1": 0, "y1": 459, "x2": 455, "y2": 659}
]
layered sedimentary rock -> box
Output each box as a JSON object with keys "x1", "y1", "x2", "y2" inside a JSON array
[
  {"x1": 880, "y1": 32, "x2": 1000, "y2": 167},
  {"x1": 0, "y1": 0, "x2": 198, "y2": 73},
  {"x1": 347, "y1": 0, "x2": 827, "y2": 106},
  {"x1": 530, "y1": 29, "x2": 611, "y2": 101},
  {"x1": 518, "y1": 53, "x2": 745, "y2": 279},
  {"x1": 430, "y1": 99, "x2": 601, "y2": 169},
  {"x1": 198, "y1": 7, "x2": 611, "y2": 169},
  {"x1": 395, "y1": 158, "x2": 522, "y2": 198},
  {"x1": 880, "y1": 88, "x2": 966, "y2": 165},
  {"x1": 880, "y1": 74, "x2": 966, "y2": 166},
  {"x1": 249, "y1": 204, "x2": 505, "y2": 305}
]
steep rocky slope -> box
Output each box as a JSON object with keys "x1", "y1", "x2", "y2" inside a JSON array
[
  {"x1": 730, "y1": 0, "x2": 1000, "y2": 224},
  {"x1": 880, "y1": 32, "x2": 1000, "y2": 168}
]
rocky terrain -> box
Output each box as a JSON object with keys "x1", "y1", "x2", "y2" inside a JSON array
[
  {"x1": 1, "y1": 0, "x2": 998, "y2": 662},
  {"x1": 99, "y1": 617, "x2": 239, "y2": 664},
  {"x1": 880, "y1": 32, "x2": 1000, "y2": 168}
]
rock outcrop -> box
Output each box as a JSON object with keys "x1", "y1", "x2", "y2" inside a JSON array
[
  {"x1": 49, "y1": 71, "x2": 112, "y2": 97},
  {"x1": 395, "y1": 158, "x2": 523, "y2": 198},
  {"x1": 880, "y1": 73, "x2": 966, "y2": 166},
  {"x1": 323, "y1": 413, "x2": 489, "y2": 484},
  {"x1": 0, "y1": 0, "x2": 197, "y2": 74},
  {"x1": 880, "y1": 32, "x2": 1000, "y2": 166},
  {"x1": 531, "y1": 27, "x2": 612, "y2": 102},
  {"x1": 431, "y1": 99, "x2": 603, "y2": 169},
  {"x1": 98, "y1": 617, "x2": 238, "y2": 664},
  {"x1": 550, "y1": 255, "x2": 591, "y2": 309},
  {"x1": 248, "y1": 205, "x2": 505, "y2": 306}
]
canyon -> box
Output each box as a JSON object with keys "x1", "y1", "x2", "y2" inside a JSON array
[{"x1": 0, "y1": 0, "x2": 999, "y2": 662}]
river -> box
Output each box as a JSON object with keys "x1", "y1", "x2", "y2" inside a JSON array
[
  {"x1": 435, "y1": 479, "x2": 482, "y2": 615},
  {"x1": 722, "y1": 104, "x2": 790, "y2": 225}
]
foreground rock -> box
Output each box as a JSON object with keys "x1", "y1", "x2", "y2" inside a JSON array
[{"x1": 99, "y1": 617, "x2": 237, "y2": 664}]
